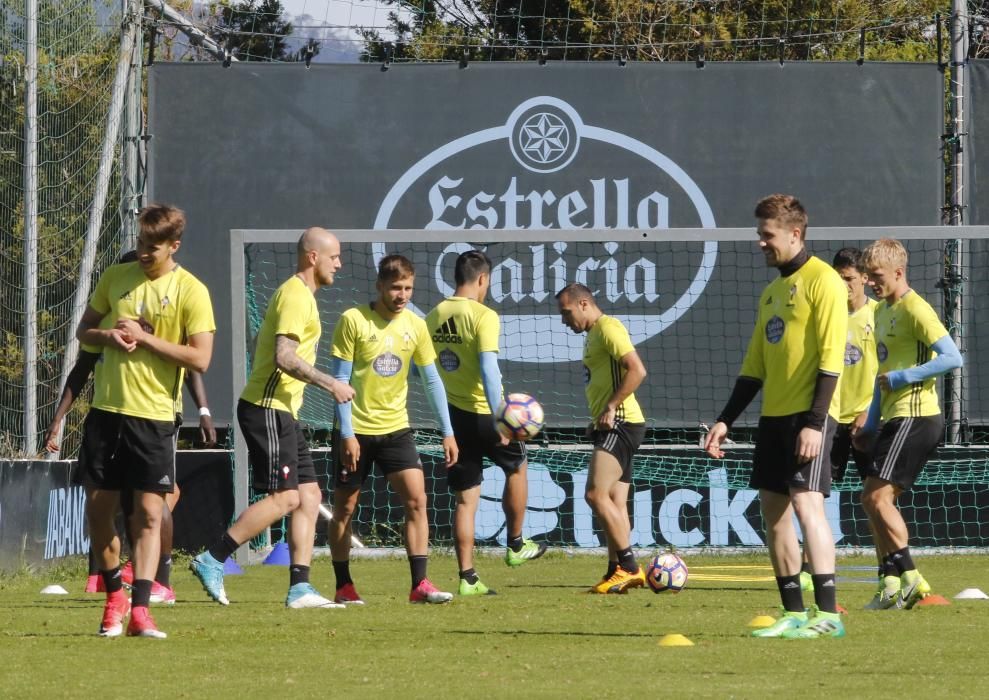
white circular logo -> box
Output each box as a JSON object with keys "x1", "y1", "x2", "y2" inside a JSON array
[
  {"x1": 373, "y1": 96, "x2": 718, "y2": 363},
  {"x1": 510, "y1": 105, "x2": 579, "y2": 173}
]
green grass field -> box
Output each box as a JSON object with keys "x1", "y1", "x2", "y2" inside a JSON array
[{"x1": 2, "y1": 552, "x2": 988, "y2": 699}]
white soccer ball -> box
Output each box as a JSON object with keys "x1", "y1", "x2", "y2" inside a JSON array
[
  {"x1": 495, "y1": 393, "x2": 545, "y2": 441},
  {"x1": 646, "y1": 553, "x2": 688, "y2": 593}
]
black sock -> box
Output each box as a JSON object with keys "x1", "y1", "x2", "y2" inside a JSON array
[
  {"x1": 289, "y1": 564, "x2": 310, "y2": 587},
  {"x1": 88, "y1": 549, "x2": 99, "y2": 576},
  {"x1": 101, "y1": 567, "x2": 123, "y2": 594},
  {"x1": 333, "y1": 560, "x2": 353, "y2": 589},
  {"x1": 800, "y1": 561, "x2": 812, "y2": 574},
  {"x1": 459, "y1": 568, "x2": 479, "y2": 585},
  {"x1": 605, "y1": 560, "x2": 618, "y2": 578},
  {"x1": 155, "y1": 555, "x2": 172, "y2": 588},
  {"x1": 882, "y1": 557, "x2": 899, "y2": 578},
  {"x1": 132, "y1": 579, "x2": 152, "y2": 607},
  {"x1": 409, "y1": 555, "x2": 428, "y2": 588},
  {"x1": 616, "y1": 547, "x2": 638, "y2": 574},
  {"x1": 776, "y1": 575, "x2": 804, "y2": 613},
  {"x1": 507, "y1": 535, "x2": 523, "y2": 552},
  {"x1": 890, "y1": 547, "x2": 915, "y2": 574},
  {"x1": 208, "y1": 532, "x2": 240, "y2": 564},
  {"x1": 811, "y1": 574, "x2": 837, "y2": 613}
]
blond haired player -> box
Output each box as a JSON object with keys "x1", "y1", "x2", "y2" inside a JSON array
[{"x1": 853, "y1": 238, "x2": 962, "y2": 609}]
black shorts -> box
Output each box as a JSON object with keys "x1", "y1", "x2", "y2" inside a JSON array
[
  {"x1": 750, "y1": 414, "x2": 838, "y2": 496},
  {"x1": 590, "y1": 422, "x2": 645, "y2": 483},
  {"x1": 332, "y1": 428, "x2": 421, "y2": 490},
  {"x1": 77, "y1": 408, "x2": 177, "y2": 493},
  {"x1": 830, "y1": 422, "x2": 874, "y2": 482},
  {"x1": 866, "y1": 415, "x2": 943, "y2": 491},
  {"x1": 237, "y1": 399, "x2": 316, "y2": 492},
  {"x1": 446, "y1": 404, "x2": 527, "y2": 492}
]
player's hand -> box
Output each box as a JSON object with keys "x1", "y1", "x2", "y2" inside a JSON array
[
  {"x1": 341, "y1": 437, "x2": 360, "y2": 473},
  {"x1": 329, "y1": 378, "x2": 355, "y2": 404},
  {"x1": 115, "y1": 318, "x2": 147, "y2": 346},
  {"x1": 107, "y1": 327, "x2": 137, "y2": 352},
  {"x1": 595, "y1": 406, "x2": 617, "y2": 431},
  {"x1": 703, "y1": 421, "x2": 728, "y2": 459},
  {"x1": 850, "y1": 411, "x2": 869, "y2": 436},
  {"x1": 852, "y1": 430, "x2": 876, "y2": 454},
  {"x1": 442, "y1": 435, "x2": 458, "y2": 468},
  {"x1": 492, "y1": 420, "x2": 510, "y2": 446},
  {"x1": 795, "y1": 426, "x2": 823, "y2": 463},
  {"x1": 878, "y1": 373, "x2": 892, "y2": 392},
  {"x1": 199, "y1": 414, "x2": 217, "y2": 447},
  {"x1": 44, "y1": 421, "x2": 61, "y2": 453}
]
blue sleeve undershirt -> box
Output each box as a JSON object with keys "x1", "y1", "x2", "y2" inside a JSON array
[
  {"x1": 479, "y1": 351, "x2": 503, "y2": 415},
  {"x1": 331, "y1": 356, "x2": 355, "y2": 438},
  {"x1": 885, "y1": 335, "x2": 963, "y2": 391},
  {"x1": 418, "y1": 362, "x2": 454, "y2": 437}
]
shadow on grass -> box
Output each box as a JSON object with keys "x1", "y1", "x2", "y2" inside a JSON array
[{"x1": 446, "y1": 628, "x2": 659, "y2": 639}]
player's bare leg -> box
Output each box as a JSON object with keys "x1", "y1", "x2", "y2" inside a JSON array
[
  {"x1": 454, "y1": 486, "x2": 481, "y2": 573},
  {"x1": 329, "y1": 486, "x2": 365, "y2": 604},
  {"x1": 283, "y1": 482, "x2": 342, "y2": 608},
  {"x1": 587, "y1": 451, "x2": 643, "y2": 593},
  {"x1": 127, "y1": 491, "x2": 167, "y2": 637},
  {"x1": 227, "y1": 489, "x2": 301, "y2": 544},
  {"x1": 861, "y1": 477, "x2": 927, "y2": 607},
  {"x1": 89, "y1": 488, "x2": 129, "y2": 636},
  {"x1": 760, "y1": 490, "x2": 801, "y2": 577},
  {"x1": 389, "y1": 467, "x2": 452, "y2": 603},
  {"x1": 503, "y1": 462, "x2": 527, "y2": 540}
]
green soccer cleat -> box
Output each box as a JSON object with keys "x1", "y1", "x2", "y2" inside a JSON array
[
  {"x1": 750, "y1": 609, "x2": 807, "y2": 638},
  {"x1": 863, "y1": 576, "x2": 900, "y2": 610},
  {"x1": 505, "y1": 539, "x2": 548, "y2": 567},
  {"x1": 799, "y1": 570, "x2": 814, "y2": 592},
  {"x1": 458, "y1": 578, "x2": 496, "y2": 596},
  {"x1": 897, "y1": 571, "x2": 931, "y2": 610},
  {"x1": 782, "y1": 606, "x2": 846, "y2": 639}
]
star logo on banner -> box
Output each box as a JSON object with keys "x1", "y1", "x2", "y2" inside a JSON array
[{"x1": 519, "y1": 112, "x2": 569, "y2": 165}]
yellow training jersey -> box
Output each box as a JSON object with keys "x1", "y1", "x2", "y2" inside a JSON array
[
  {"x1": 331, "y1": 304, "x2": 436, "y2": 435},
  {"x1": 582, "y1": 315, "x2": 645, "y2": 424},
  {"x1": 426, "y1": 296, "x2": 500, "y2": 414},
  {"x1": 241, "y1": 276, "x2": 320, "y2": 418},
  {"x1": 88, "y1": 262, "x2": 215, "y2": 422},
  {"x1": 739, "y1": 256, "x2": 847, "y2": 418},
  {"x1": 875, "y1": 290, "x2": 949, "y2": 420},
  {"x1": 838, "y1": 299, "x2": 879, "y2": 423}
]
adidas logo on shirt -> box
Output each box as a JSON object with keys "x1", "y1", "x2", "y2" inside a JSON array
[{"x1": 432, "y1": 317, "x2": 463, "y2": 344}]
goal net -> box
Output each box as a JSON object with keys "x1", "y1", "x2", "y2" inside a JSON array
[{"x1": 231, "y1": 226, "x2": 989, "y2": 552}]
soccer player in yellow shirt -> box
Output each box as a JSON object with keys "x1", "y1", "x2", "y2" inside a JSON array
[
  {"x1": 328, "y1": 254, "x2": 458, "y2": 604},
  {"x1": 427, "y1": 250, "x2": 546, "y2": 596},
  {"x1": 853, "y1": 238, "x2": 962, "y2": 609},
  {"x1": 191, "y1": 228, "x2": 355, "y2": 610},
  {"x1": 556, "y1": 283, "x2": 648, "y2": 594},
  {"x1": 77, "y1": 204, "x2": 215, "y2": 638},
  {"x1": 704, "y1": 194, "x2": 847, "y2": 638}
]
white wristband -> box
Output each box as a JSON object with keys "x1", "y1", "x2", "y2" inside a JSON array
[{"x1": 199, "y1": 406, "x2": 211, "y2": 417}]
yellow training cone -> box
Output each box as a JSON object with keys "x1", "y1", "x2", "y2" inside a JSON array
[
  {"x1": 658, "y1": 634, "x2": 694, "y2": 647},
  {"x1": 748, "y1": 615, "x2": 776, "y2": 628}
]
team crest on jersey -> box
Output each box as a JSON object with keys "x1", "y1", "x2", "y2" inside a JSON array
[
  {"x1": 877, "y1": 342, "x2": 888, "y2": 362},
  {"x1": 844, "y1": 342, "x2": 863, "y2": 366},
  {"x1": 373, "y1": 352, "x2": 403, "y2": 377},
  {"x1": 787, "y1": 284, "x2": 798, "y2": 307},
  {"x1": 438, "y1": 348, "x2": 460, "y2": 372},
  {"x1": 765, "y1": 315, "x2": 785, "y2": 344}
]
